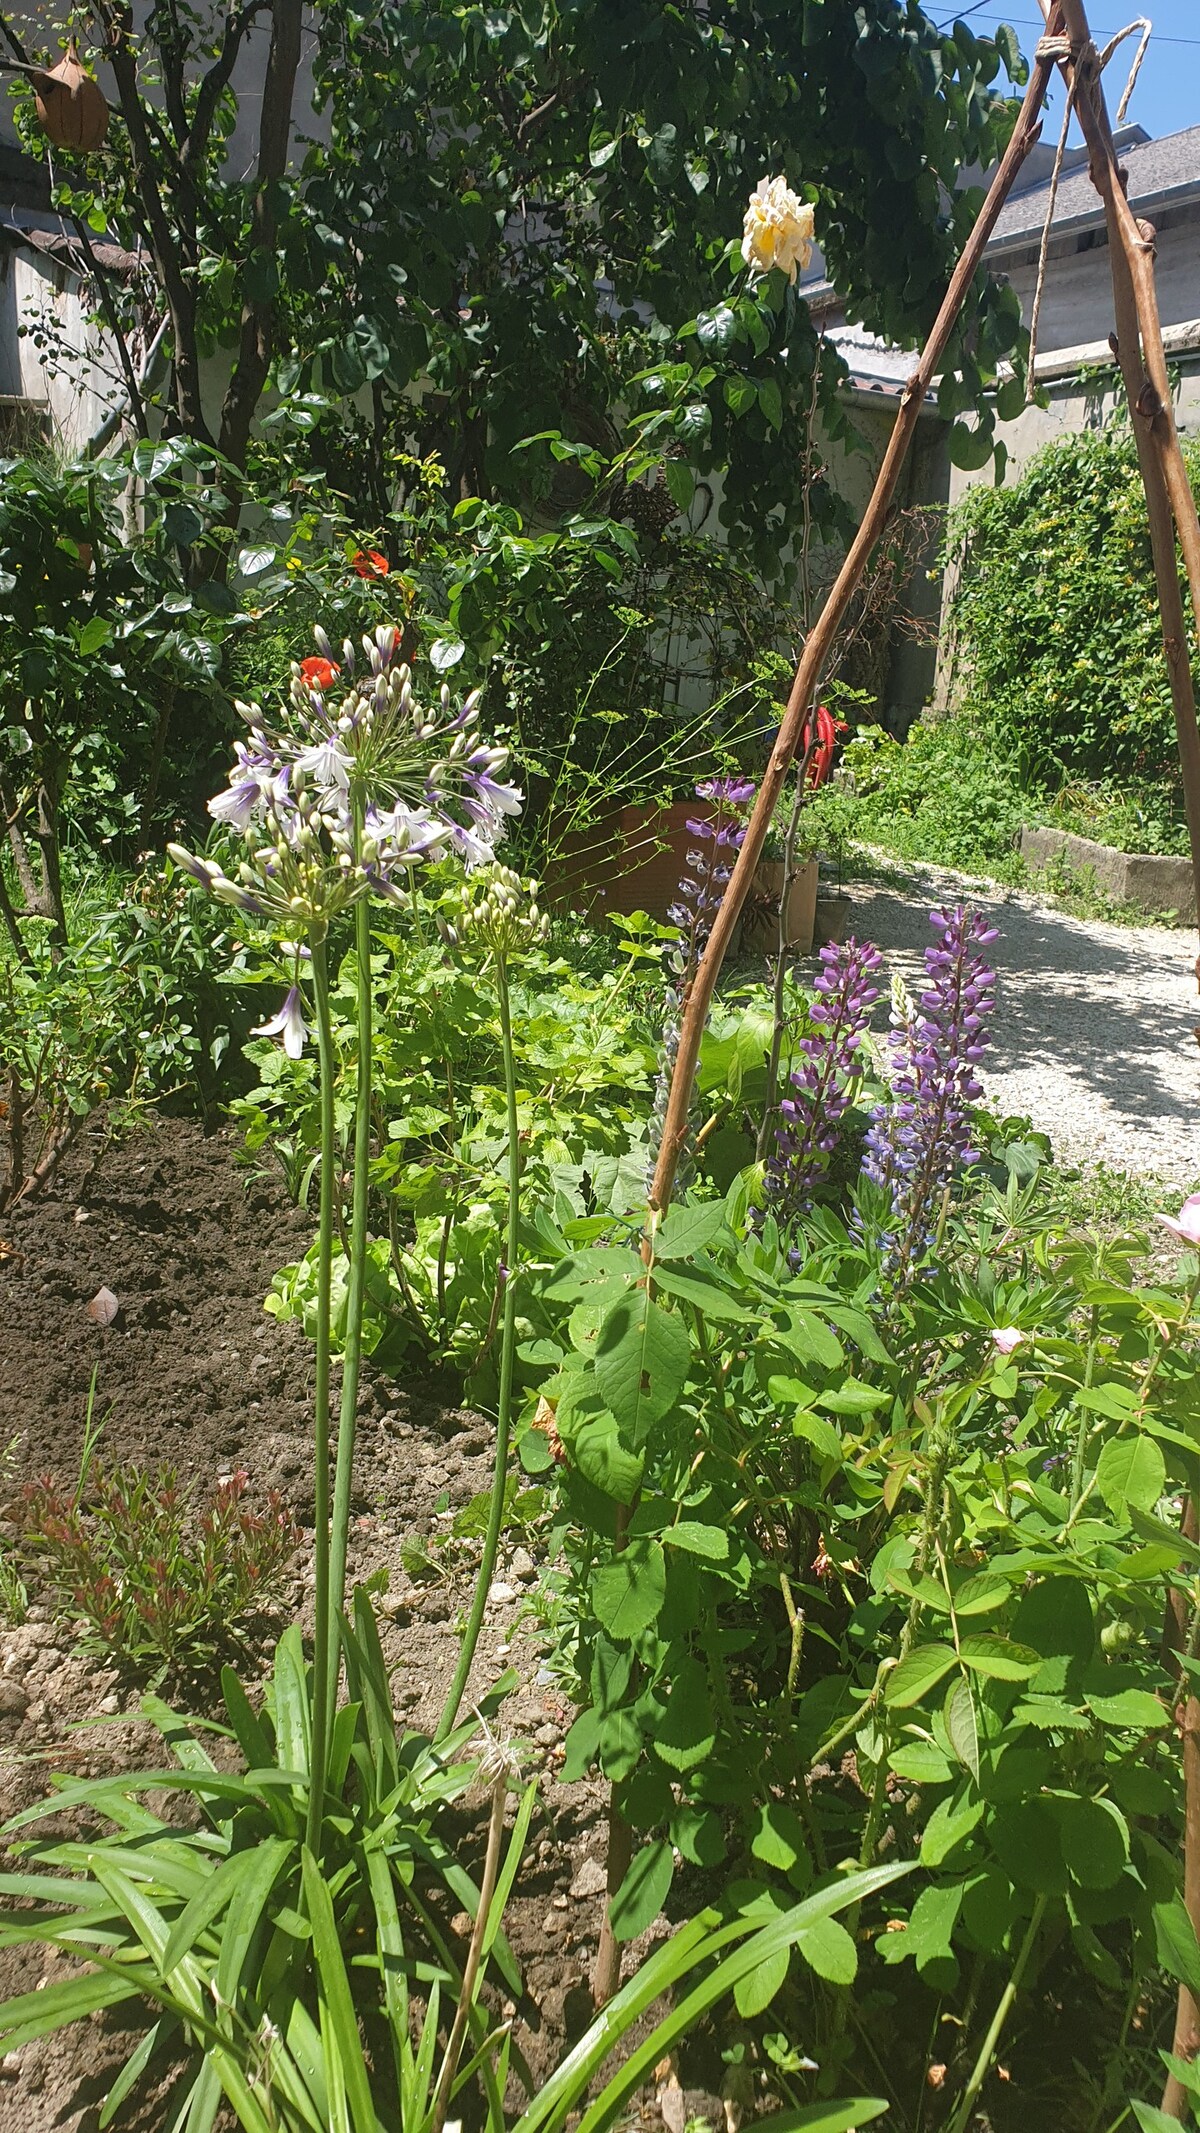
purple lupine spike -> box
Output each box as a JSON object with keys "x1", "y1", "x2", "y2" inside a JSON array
[
  {"x1": 764, "y1": 937, "x2": 882, "y2": 1220},
  {"x1": 646, "y1": 776, "x2": 757, "y2": 1192},
  {"x1": 861, "y1": 904, "x2": 997, "y2": 1276}
]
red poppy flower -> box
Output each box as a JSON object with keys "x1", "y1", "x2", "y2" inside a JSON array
[
  {"x1": 806, "y1": 704, "x2": 849, "y2": 788},
  {"x1": 351, "y1": 548, "x2": 390, "y2": 579},
  {"x1": 299, "y1": 656, "x2": 340, "y2": 691}
]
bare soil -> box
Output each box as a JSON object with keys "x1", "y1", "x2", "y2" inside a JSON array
[{"x1": 0, "y1": 1118, "x2": 695, "y2": 2133}]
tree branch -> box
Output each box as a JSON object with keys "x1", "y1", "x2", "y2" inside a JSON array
[
  {"x1": 90, "y1": 0, "x2": 212, "y2": 443},
  {"x1": 216, "y1": 0, "x2": 304, "y2": 476}
]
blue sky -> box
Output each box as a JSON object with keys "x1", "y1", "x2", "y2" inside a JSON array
[{"x1": 935, "y1": 3, "x2": 1200, "y2": 141}]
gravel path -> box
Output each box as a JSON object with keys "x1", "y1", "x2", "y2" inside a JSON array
[{"x1": 843, "y1": 861, "x2": 1200, "y2": 1187}]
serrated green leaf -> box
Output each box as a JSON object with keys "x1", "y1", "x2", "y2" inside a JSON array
[
  {"x1": 595, "y1": 1290, "x2": 691, "y2": 1447},
  {"x1": 662, "y1": 1520, "x2": 728, "y2": 1560},
  {"x1": 795, "y1": 1914, "x2": 857, "y2": 1985},
  {"x1": 591, "y1": 1540, "x2": 666, "y2": 1641},
  {"x1": 885, "y1": 1644, "x2": 958, "y2": 1708},
  {"x1": 1096, "y1": 1434, "x2": 1166, "y2": 1518},
  {"x1": 958, "y1": 1636, "x2": 1041, "y2": 1680},
  {"x1": 946, "y1": 1677, "x2": 981, "y2": 1781}
]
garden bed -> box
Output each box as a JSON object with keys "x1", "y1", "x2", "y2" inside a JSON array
[
  {"x1": 1019, "y1": 824, "x2": 1197, "y2": 922},
  {"x1": 0, "y1": 1119, "x2": 670, "y2": 2132}
]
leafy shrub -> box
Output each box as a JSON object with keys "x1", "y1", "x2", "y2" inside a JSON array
[
  {"x1": 802, "y1": 718, "x2": 1027, "y2": 873},
  {"x1": 21, "y1": 1463, "x2": 299, "y2": 1676},
  {"x1": 945, "y1": 414, "x2": 1200, "y2": 800},
  {"x1": 0, "y1": 861, "x2": 247, "y2": 1210}
]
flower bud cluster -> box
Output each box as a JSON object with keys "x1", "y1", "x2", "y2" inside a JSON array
[
  {"x1": 764, "y1": 937, "x2": 882, "y2": 1221},
  {"x1": 446, "y1": 865, "x2": 550, "y2": 959},
  {"x1": 861, "y1": 904, "x2": 997, "y2": 1270}
]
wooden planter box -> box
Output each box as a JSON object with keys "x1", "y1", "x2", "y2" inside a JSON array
[{"x1": 543, "y1": 803, "x2": 818, "y2": 950}]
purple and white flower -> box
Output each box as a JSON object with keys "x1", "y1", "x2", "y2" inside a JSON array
[{"x1": 252, "y1": 984, "x2": 308, "y2": 1060}]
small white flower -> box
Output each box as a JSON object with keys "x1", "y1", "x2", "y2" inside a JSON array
[
  {"x1": 252, "y1": 984, "x2": 308, "y2": 1060},
  {"x1": 990, "y1": 1327, "x2": 1023, "y2": 1355},
  {"x1": 741, "y1": 174, "x2": 815, "y2": 283}
]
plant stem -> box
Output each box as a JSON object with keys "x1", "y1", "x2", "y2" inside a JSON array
[
  {"x1": 434, "y1": 952, "x2": 521, "y2": 1744},
  {"x1": 430, "y1": 1770, "x2": 509, "y2": 2133},
  {"x1": 947, "y1": 1895, "x2": 1047, "y2": 2133},
  {"x1": 324, "y1": 892, "x2": 373, "y2": 1744},
  {"x1": 305, "y1": 936, "x2": 336, "y2": 1859}
]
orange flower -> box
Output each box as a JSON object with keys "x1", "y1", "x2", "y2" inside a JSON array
[
  {"x1": 299, "y1": 655, "x2": 340, "y2": 691},
  {"x1": 351, "y1": 547, "x2": 390, "y2": 579}
]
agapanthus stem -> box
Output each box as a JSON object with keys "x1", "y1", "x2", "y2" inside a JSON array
[
  {"x1": 324, "y1": 883, "x2": 374, "y2": 1738},
  {"x1": 305, "y1": 936, "x2": 336, "y2": 1858},
  {"x1": 435, "y1": 952, "x2": 521, "y2": 1744}
]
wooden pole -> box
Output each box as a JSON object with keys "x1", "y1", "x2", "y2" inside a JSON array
[
  {"x1": 1031, "y1": 11, "x2": 1200, "y2": 2111},
  {"x1": 1036, "y1": 0, "x2": 1200, "y2": 945},
  {"x1": 642, "y1": 30, "x2": 1061, "y2": 1225}
]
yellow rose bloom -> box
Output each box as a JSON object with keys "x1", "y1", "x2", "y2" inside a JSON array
[{"x1": 741, "y1": 175, "x2": 815, "y2": 284}]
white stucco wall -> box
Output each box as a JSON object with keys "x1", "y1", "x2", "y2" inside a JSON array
[{"x1": 0, "y1": 242, "x2": 122, "y2": 450}]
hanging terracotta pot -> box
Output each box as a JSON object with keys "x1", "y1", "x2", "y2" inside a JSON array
[{"x1": 32, "y1": 42, "x2": 108, "y2": 154}]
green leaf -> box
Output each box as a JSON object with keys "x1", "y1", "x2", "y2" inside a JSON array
[
  {"x1": 610, "y1": 1839, "x2": 674, "y2": 1942},
  {"x1": 653, "y1": 1203, "x2": 727, "y2": 1259},
  {"x1": 654, "y1": 1660, "x2": 716, "y2": 1773},
  {"x1": 591, "y1": 1540, "x2": 667, "y2": 1641},
  {"x1": 945, "y1": 1677, "x2": 981, "y2": 1782},
  {"x1": 236, "y1": 545, "x2": 276, "y2": 578},
  {"x1": 733, "y1": 1941, "x2": 789, "y2": 2017},
  {"x1": 751, "y1": 1802, "x2": 808, "y2": 1875},
  {"x1": 663, "y1": 460, "x2": 694, "y2": 512},
  {"x1": 952, "y1": 1573, "x2": 1011, "y2": 1616},
  {"x1": 595, "y1": 1291, "x2": 691, "y2": 1447},
  {"x1": 1085, "y1": 1685, "x2": 1168, "y2": 1729},
  {"x1": 958, "y1": 1636, "x2": 1041, "y2": 1681},
  {"x1": 796, "y1": 1915, "x2": 857, "y2": 1985},
  {"x1": 1051, "y1": 1796, "x2": 1128, "y2": 1889},
  {"x1": 429, "y1": 635, "x2": 465, "y2": 671},
  {"x1": 662, "y1": 1520, "x2": 728, "y2": 1560},
  {"x1": 571, "y1": 1410, "x2": 644, "y2": 1502},
  {"x1": 756, "y1": 2111, "x2": 888, "y2": 2133},
  {"x1": 885, "y1": 1644, "x2": 958, "y2": 1708},
  {"x1": 1155, "y1": 1895, "x2": 1200, "y2": 1998},
  {"x1": 651, "y1": 1261, "x2": 754, "y2": 1320},
  {"x1": 817, "y1": 1377, "x2": 890, "y2": 1416},
  {"x1": 920, "y1": 1793, "x2": 984, "y2": 1867},
  {"x1": 1132, "y1": 2107, "x2": 1190, "y2": 2133},
  {"x1": 301, "y1": 1848, "x2": 378, "y2": 2132},
  {"x1": 77, "y1": 615, "x2": 112, "y2": 655},
  {"x1": 1096, "y1": 1434, "x2": 1166, "y2": 1519}
]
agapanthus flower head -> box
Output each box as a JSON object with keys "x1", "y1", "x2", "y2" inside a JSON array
[
  {"x1": 764, "y1": 935, "x2": 882, "y2": 1222},
  {"x1": 171, "y1": 626, "x2": 522, "y2": 935},
  {"x1": 741, "y1": 175, "x2": 815, "y2": 283},
  {"x1": 451, "y1": 864, "x2": 550, "y2": 958},
  {"x1": 860, "y1": 904, "x2": 997, "y2": 1278}
]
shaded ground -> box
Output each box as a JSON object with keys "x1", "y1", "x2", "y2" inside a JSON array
[{"x1": 848, "y1": 859, "x2": 1200, "y2": 1187}]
